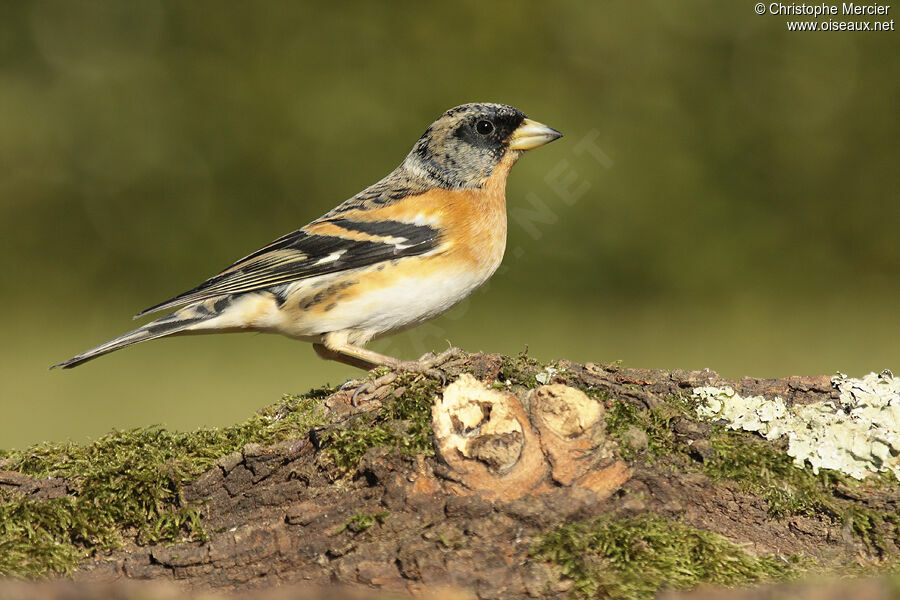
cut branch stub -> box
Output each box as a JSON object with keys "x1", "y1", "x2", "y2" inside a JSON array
[
  {"x1": 529, "y1": 383, "x2": 609, "y2": 486},
  {"x1": 432, "y1": 375, "x2": 630, "y2": 501},
  {"x1": 432, "y1": 374, "x2": 548, "y2": 501}
]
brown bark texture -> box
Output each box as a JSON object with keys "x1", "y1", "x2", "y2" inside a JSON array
[{"x1": 2, "y1": 354, "x2": 898, "y2": 599}]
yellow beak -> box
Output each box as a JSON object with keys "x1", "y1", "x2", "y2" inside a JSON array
[{"x1": 508, "y1": 118, "x2": 563, "y2": 150}]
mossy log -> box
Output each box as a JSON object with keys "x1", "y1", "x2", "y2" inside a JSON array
[{"x1": 1, "y1": 353, "x2": 899, "y2": 599}]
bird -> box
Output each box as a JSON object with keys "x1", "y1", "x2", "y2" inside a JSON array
[{"x1": 51, "y1": 102, "x2": 562, "y2": 373}]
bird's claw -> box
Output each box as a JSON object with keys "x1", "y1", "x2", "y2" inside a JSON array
[
  {"x1": 351, "y1": 382, "x2": 376, "y2": 406},
  {"x1": 395, "y1": 347, "x2": 466, "y2": 385},
  {"x1": 348, "y1": 372, "x2": 398, "y2": 407},
  {"x1": 341, "y1": 348, "x2": 465, "y2": 405},
  {"x1": 340, "y1": 378, "x2": 365, "y2": 391}
]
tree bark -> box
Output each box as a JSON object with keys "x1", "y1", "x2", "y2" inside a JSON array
[{"x1": 2, "y1": 354, "x2": 897, "y2": 599}]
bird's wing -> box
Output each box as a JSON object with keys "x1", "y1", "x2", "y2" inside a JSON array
[{"x1": 135, "y1": 216, "x2": 441, "y2": 317}]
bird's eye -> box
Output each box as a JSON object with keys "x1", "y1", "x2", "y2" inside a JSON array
[{"x1": 475, "y1": 120, "x2": 494, "y2": 135}]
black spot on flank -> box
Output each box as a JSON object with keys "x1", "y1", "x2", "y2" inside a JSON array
[
  {"x1": 377, "y1": 264, "x2": 385, "y2": 271},
  {"x1": 269, "y1": 289, "x2": 287, "y2": 307},
  {"x1": 324, "y1": 303, "x2": 337, "y2": 312},
  {"x1": 191, "y1": 303, "x2": 213, "y2": 317},
  {"x1": 302, "y1": 292, "x2": 325, "y2": 311},
  {"x1": 213, "y1": 296, "x2": 232, "y2": 312}
]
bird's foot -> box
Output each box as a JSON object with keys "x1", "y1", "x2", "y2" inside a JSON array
[
  {"x1": 342, "y1": 371, "x2": 398, "y2": 407},
  {"x1": 340, "y1": 348, "x2": 466, "y2": 405},
  {"x1": 391, "y1": 347, "x2": 467, "y2": 384}
]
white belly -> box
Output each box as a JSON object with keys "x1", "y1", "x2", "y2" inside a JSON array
[
  {"x1": 291, "y1": 258, "x2": 499, "y2": 341},
  {"x1": 191, "y1": 255, "x2": 501, "y2": 346},
  {"x1": 322, "y1": 266, "x2": 491, "y2": 337}
]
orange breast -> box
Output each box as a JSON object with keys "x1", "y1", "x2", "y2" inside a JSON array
[{"x1": 328, "y1": 151, "x2": 517, "y2": 272}]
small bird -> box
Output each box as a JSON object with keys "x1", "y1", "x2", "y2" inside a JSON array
[{"x1": 52, "y1": 103, "x2": 562, "y2": 373}]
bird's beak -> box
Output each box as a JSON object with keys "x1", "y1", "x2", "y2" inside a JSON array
[{"x1": 508, "y1": 118, "x2": 563, "y2": 151}]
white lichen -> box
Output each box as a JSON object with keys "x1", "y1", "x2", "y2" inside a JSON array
[
  {"x1": 693, "y1": 370, "x2": 900, "y2": 480},
  {"x1": 535, "y1": 365, "x2": 563, "y2": 385},
  {"x1": 694, "y1": 386, "x2": 789, "y2": 440}
]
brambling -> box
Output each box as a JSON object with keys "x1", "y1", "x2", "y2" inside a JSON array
[{"x1": 52, "y1": 103, "x2": 562, "y2": 373}]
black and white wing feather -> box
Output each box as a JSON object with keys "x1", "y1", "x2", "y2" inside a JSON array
[{"x1": 136, "y1": 218, "x2": 440, "y2": 317}]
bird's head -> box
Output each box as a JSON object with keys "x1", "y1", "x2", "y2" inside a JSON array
[{"x1": 403, "y1": 102, "x2": 562, "y2": 189}]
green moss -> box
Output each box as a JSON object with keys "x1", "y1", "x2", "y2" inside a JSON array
[
  {"x1": 337, "y1": 510, "x2": 389, "y2": 534},
  {"x1": 0, "y1": 495, "x2": 91, "y2": 578},
  {"x1": 0, "y1": 386, "x2": 331, "y2": 578},
  {"x1": 605, "y1": 399, "x2": 639, "y2": 437},
  {"x1": 533, "y1": 513, "x2": 796, "y2": 600},
  {"x1": 842, "y1": 506, "x2": 900, "y2": 555},
  {"x1": 324, "y1": 372, "x2": 442, "y2": 470},
  {"x1": 572, "y1": 384, "x2": 610, "y2": 404},
  {"x1": 604, "y1": 396, "x2": 900, "y2": 555},
  {"x1": 606, "y1": 396, "x2": 691, "y2": 461},
  {"x1": 704, "y1": 430, "x2": 900, "y2": 554},
  {"x1": 704, "y1": 431, "x2": 838, "y2": 518},
  {"x1": 497, "y1": 350, "x2": 545, "y2": 389}
]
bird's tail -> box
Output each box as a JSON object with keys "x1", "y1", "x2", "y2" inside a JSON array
[{"x1": 50, "y1": 298, "x2": 231, "y2": 369}]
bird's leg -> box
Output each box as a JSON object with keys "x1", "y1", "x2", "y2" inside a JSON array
[
  {"x1": 316, "y1": 340, "x2": 466, "y2": 385},
  {"x1": 313, "y1": 342, "x2": 381, "y2": 371},
  {"x1": 314, "y1": 342, "x2": 383, "y2": 405},
  {"x1": 413, "y1": 347, "x2": 466, "y2": 371}
]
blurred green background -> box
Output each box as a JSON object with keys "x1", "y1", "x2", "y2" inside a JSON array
[{"x1": 1, "y1": 1, "x2": 897, "y2": 449}]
